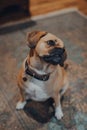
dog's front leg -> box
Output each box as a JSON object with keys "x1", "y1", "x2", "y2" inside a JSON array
[
  {"x1": 54, "y1": 94, "x2": 63, "y2": 120},
  {"x1": 16, "y1": 88, "x2": 27, "y2": 110}
]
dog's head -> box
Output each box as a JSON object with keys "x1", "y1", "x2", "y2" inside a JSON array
[{"x1": 27, "y1": 31, "x2": 67, "y2": 66}]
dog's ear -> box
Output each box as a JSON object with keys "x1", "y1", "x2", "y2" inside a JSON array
[
  {"x1": 59, "y1": 48, "x2": 67, "y2": 67},
  {"x1": 27, "y1": 31, "x2": 47, "y2": 49}
]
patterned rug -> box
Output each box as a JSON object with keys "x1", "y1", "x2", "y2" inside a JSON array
[{"x1": 0, "y1": 9, "x2": 87, "y2": 130}]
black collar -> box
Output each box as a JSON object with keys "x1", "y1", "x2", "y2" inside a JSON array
[{"x1": 25, "y1": 60, "x2": 50, "y2": 81}]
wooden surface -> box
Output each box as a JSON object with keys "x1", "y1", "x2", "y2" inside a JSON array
[
  {"x1": 29, "y1": 0, "x2": 77, "y2": 16},
  {"x1": 29, "y1": 0, "x2": 87, "y2": 15},
  {"x1": 77, "y1": 0, "x2": 87, "y2": 14}
]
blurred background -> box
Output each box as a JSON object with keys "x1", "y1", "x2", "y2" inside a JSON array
[{"x1": 0, "y1": 0, "x2": 87, "y2": 25}]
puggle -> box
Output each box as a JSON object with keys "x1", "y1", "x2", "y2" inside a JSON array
[{"x1": 16, "y1": 31, "x2": 69, "y2": 120}]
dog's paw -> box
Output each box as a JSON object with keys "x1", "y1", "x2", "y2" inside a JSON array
[
  {"x1": 55, "y1": 106, "x2": 63, "y2": 120},
  {"x1": 16, "y1": 101, "x2": 26, "y2": 110}
]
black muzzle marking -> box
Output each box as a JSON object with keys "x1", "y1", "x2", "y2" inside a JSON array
[{"x1": 42, "y1": 48, "x2": 66, "y2": 66}]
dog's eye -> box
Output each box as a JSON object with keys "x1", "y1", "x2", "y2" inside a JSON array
[{"x1": 47, "y1": 40, "x2": 55, "y2": 46}]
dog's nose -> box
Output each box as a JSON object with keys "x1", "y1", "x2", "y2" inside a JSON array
[{"x1": 50, "y1": 48, "x2": 65, "y2": 56}]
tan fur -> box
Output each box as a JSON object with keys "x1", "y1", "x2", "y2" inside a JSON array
[{"x1": 16, "y1": 31, "x2": 69, "y2": 120}]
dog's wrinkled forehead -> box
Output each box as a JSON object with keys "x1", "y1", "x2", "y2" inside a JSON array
[{"x1": 38, "y1": 33, "x2": 64, "y2": 48}]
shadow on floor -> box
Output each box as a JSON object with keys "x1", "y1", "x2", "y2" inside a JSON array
[
  {"x1": 0, "y1": 20, "x2": 36, "y2": 35},
  {"x1": 24, "y1": 98, "x2": 55, "y2": 123}
]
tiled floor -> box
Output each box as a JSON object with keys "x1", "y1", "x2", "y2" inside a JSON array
[{"x1": 0, "y1": 10, "x2": 87, "y2": 130}]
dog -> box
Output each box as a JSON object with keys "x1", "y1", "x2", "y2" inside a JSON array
[{"x1": 16, "y1": 31, "x2": 69, "y2": 120}]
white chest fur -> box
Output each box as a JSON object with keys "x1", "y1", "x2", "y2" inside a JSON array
[{"x1": 25, "y1": 79, "x2": 50, "y2": 101}]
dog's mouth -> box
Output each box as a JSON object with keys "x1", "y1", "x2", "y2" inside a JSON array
[{"x1": 41, "y1": 48, "x2": 66, "y2": 66}]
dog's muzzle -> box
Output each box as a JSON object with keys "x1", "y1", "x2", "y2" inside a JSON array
[{"x1": 42, "y1": 48, "x2": 66, "y2": 66}]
